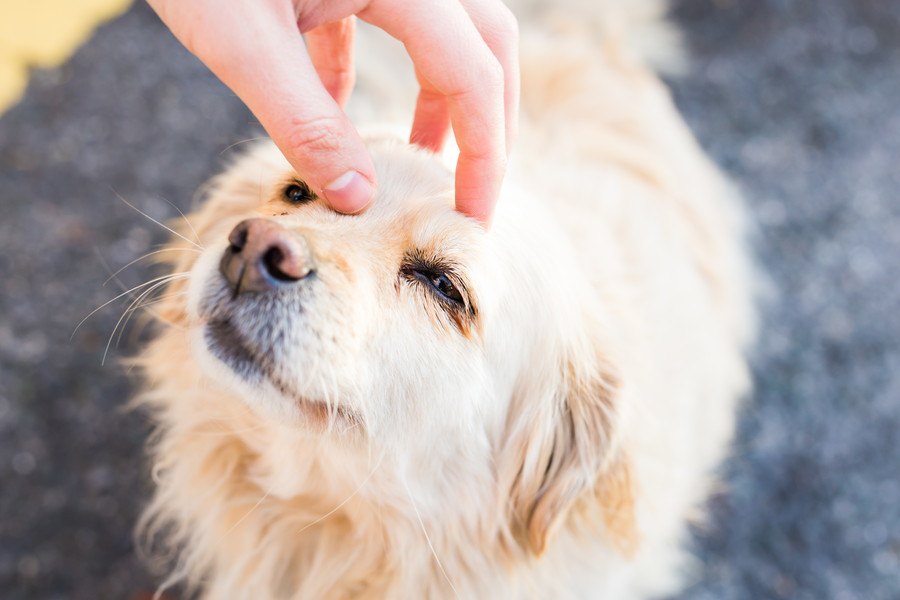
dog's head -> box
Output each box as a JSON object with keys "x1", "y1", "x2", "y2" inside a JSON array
[{"x1": 150, "y1": 137, "x2": 632, "y2": 556}]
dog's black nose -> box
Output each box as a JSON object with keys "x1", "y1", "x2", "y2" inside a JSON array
[{"x1": 220, "y1": 219, "x2": 314, "y2": 295}]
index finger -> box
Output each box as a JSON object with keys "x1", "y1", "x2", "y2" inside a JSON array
[
  {"x1": 361, "y1": 0, "x2": 507, "y2": 225},
  {"x1": 148, "y1": 0, "x2": 377, "y2": 214}
]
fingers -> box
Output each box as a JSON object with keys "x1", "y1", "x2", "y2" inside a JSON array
[
  {"x1": 411, "y1": 1, "x2": 519, "y2": 157},
  {"x1": 363, "y1": 0, "x2": 518, "y2": 225},
  {"x1": 305, "y1": 16, "x2": 357, "y2": 108},
  {"x1": 459, "y1": 0, "x2": 520, "y2": 155},
  {"x1": 147, "y1": 0, "x2": 520, "y2": 223},
  {"x1": 148, "y1": 0, "x2": 375, "y2": 214}
]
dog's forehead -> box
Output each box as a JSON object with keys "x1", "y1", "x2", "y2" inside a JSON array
[
  {"x1": 364, "y1": 140, "x2": 455, "y2": 218},
  {"x1": 337, "y1": 140, "x2": 484, "y2": 246}
]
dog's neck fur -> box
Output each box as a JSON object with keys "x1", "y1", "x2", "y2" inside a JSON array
[{"x1": 137, "y1": 329, "x2": 534, "y2": 600}]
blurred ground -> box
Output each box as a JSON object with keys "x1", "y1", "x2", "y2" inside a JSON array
[{"x1": 1, "y1": 1, "x2": 899, "y2": 598}]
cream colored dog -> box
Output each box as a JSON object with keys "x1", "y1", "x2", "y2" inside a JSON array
[{"x1": 134, "y1": 1, "x2": 755, "y2": 598}]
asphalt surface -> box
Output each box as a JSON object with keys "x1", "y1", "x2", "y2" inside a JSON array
[{"x1": 1, "y1": 1, "x2": 899, "y2": 598}]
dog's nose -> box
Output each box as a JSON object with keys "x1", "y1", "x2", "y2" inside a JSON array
[{"x1": 220, "y1": 218, "x2": 314, "y2": 295}]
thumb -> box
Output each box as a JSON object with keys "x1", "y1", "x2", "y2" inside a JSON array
[{"x1": 152, "y1": 1, "x2": 376, "y2": 213}]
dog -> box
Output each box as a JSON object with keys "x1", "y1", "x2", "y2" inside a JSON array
[{"x1": 133, "y1": 1, "x2": 755, "y2": 597}]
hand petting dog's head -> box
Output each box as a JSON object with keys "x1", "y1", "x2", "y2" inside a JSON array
[{"x1": 149, "y1": 136, "x2": 627, "y2": 556}]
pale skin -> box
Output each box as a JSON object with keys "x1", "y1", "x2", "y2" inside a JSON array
[{"x1": 147, "y1": 0, "x2": 520, "y2": 225}]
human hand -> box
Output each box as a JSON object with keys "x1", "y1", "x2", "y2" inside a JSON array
[{"x1": 147, "y1": 0, "x2": 519, "y2": 225}]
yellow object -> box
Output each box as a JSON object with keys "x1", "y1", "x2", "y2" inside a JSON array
[
  {"x1": 0, "y1": 57, "x2": 27, "y2": 113},
  {"x1": 0, "y1": 0, "x2": 132, "y2": 114}
]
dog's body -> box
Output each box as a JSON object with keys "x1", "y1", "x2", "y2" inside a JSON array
[{"x1": 135, "y1": 2, "x2": 754, "y2": 598}]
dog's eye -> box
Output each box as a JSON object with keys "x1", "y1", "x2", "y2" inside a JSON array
[
  {"x1": 401, "y1": 257, "x2": 477, "y2": 334},
  {"x1": 283, "y1": 182, "x2": 315, "y2": 205},
  {"x1": 427, "y1": 271, "x2": 464, "y2": 304},
  {"x1": 412, "y1": 268, "x2": 464, "y2": 305}
]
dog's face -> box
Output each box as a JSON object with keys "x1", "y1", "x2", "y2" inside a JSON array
[
  {"x1": 157, "y1": 138, "x2": 626, "y2": 554},
  {"x1": 184, "y1": 140, "x2": 504, "y2": 442}
]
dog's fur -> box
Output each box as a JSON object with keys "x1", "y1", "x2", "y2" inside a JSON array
[{"x1": 134, "y1": 1, "x2": 754, "y2": 598}]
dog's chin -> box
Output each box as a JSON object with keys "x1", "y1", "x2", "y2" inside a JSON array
[{"x1": 192, "y1": 319, "x2": 359, "y2": 431}]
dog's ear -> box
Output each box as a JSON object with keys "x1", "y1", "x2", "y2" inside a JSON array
[{"x1": 503, "y1": 316, "x2": 636, "y2": 557}]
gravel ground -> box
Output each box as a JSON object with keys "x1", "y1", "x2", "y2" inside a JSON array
[{"x1": 1, "y1": 1, "x2": 898, "y2": 598}]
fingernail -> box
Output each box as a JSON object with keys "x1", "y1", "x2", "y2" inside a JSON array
[{"x1": 323, "y1": 171, "x2": 375, "y2": 214}]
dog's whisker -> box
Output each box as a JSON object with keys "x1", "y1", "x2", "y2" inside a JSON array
[
  {"x1": 97, "y1": 250, "x2": 186, "y2": 338},
  {"x1": 114, "y1": 291, "x2": 190, "y2": 349},
  {"x1": 95, "y1": 248, "x2": 171, "y2": 343},
  {"x1": 130, "y1": 289, "x2": 189, "y2": 310},
  {"x1": 94, "y1": 246, "x2": 160, "y2": 312},
  {"x1": 102, "y1": 275, "x2": 190, "y2": 364},
  {"x1": 103, "y1": 281, "x2": 177, "y2": 364},
  {"x1": 111, "y1": 188, "x2": 204, "y2": 250},
  {"x1": 325, "y1": 369, "x2": 340, "y2": 433},
  {"x1": 112, "y1": 274, "x2": 188, "y2": 324},
  {"x1": 219, "y1": 135, "x2": 269, "y2": 156},
  {"x1": 113, "y1": 280, "x2": 185, "y2": 334},
  {"x1": 295, "y1": 453, "x2": 384, "y2": 536},
  {"x1": 104, "y1": 247, "x2": 201, "y2": 286},
  {"x1": 158, "y1": 196, "x2": 203, "y2": 246},
  {"x1": 402, "y1": 477, "x2": 461, "y2": 600},
  {"x1": 73, "y1": 272, "x2": 191, "y2": 339},
  {"x1": 219, "y1": 487, "x2": 273, "y2": 539}
]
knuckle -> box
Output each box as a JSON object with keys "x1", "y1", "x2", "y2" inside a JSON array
[
  {"x1": 324, "y1": 67, "x2": 356, "y2": 88},
  {"x1": 495, "y1": 4, "x2": 520, "y2": 41},
  {"x1": 452, "y1": 54, "x2": 503, "y2": 100},
  {"x1": 491, "y1": 149, "x2": 508, "y2": 170},
  {"x1": 284, "y1": 115, "x2": 344, "y2": 155},
  {"x1": 316, "y1": 66, "x2": 355, "y2": 101},
  {"x1": 477, "y1": 55, "x2": 505, "y2": 92},
  {"x1": 466, "y1": 141, "x2": 507, "y2": 165}
]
